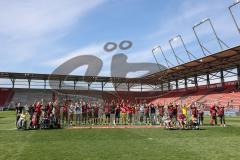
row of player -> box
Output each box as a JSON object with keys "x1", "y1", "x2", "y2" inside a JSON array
[{"x1": 15, "y1": 98, "x2": 230, "y2": 129}]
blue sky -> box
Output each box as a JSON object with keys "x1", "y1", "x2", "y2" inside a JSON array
[{"x1": 0, "y1": 0, "x2": 240, "y2": 78}]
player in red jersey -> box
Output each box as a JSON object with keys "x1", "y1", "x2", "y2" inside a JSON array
[
  {"x1": 128, "y1": 104, "x2": 134, "y2": 125},
  {"x1": 62, "y1": 102, "x2": 68, "y2": 125},
  {"x1": 158, "y1": 104, "x2": 164, "y2": 126},
  {"x1": 210, "y1": 104, "x2": 217, "y2": 125},
  {"x1": 121, "y1": 101, "x2": 128, "y2": 125},
  {"x1": 191, "y1": 105, "x2": 198, "y2": 119},
  {"x1": 167, "y1": 103, "x2": 174, "y2": 120},
  {"x1": 82, "y1": 101, "x2": 87, "y2": 124},
  {"x1": 34, "y1": 101, "x2": 42, "y2": 117}
]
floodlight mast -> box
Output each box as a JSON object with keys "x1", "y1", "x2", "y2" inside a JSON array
[
  {"x1": 229, "y1": 1, "x2": 240, "y2": 34},
  {"x1": 193, "y1": 18, "x2": 229, "y2": 56},
  {"x1": 169, "y1": 38, "x2": 184, "y2": 65},
  {"x1": 152, "y1": 46, "x2": 163, "y2": 71},
  {"x1": 193, "y1": 20, "x2": 207, "y2": 56},
  {"x1": 169, "y1": 35, "x2": 197, "y2": 62},
  {"x1": 152, "y1": 45, "x2": 173, "y2": 68}
]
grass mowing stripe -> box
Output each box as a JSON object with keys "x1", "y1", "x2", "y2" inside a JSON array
[{"x1": 0, "y1": 111, "x2": 240, "y2": 160}]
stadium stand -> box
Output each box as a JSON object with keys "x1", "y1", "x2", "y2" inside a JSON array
[
  {"x1": 0, "y1": 88, "x2": 14, "y2": 107},
  {"x1": 11, "y1": 89, "x2": 53, "y2": 105},
  {"x1": 150, "y1": 81, "x2": 240, "y2": 111},
  {"x1": 1, "y1": 81, "x2": 238, "y2": 111}
]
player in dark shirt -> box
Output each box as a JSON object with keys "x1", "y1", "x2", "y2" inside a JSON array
[
  {"x1": 217, "y1": 103, "x2": 226, "y2": 127},
  {"x1": 168, "y1": 104, "x2": 174, "y2": 120},
  {"x1": 82, "y1": 102, "x2": 87, "y2": 124},
  {"x1": 110, "y1": 101, "x2": 116, "y2": 125},
  {"x1": 172, "y1": 105, "x2": 178, "y2": 124},
  {"x1": 104, "y1": 102, "x2": 110, "y2": 125},
  {"x1": 62, "y1": 103, "x2": 68, "y2": 125},
  {"x1": 150, "y1": 104, "x2": 156, "y2": 125},
  {"x1": 93, "y1": 103, "x2": 99, "y2": 125},
  {"x1": 115, "y1": 103, "x2": 121, "y2": 125},
  {"x1": 144, "y1": 105, "x2": 150, "y2": 124}
]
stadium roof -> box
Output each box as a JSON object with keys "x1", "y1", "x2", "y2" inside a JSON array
[
  {"x1": 0, "y1": 45, "x2": 240, "y2": 85},
  {"x1": 143, "y1": 45, "x2": 240, "y2": 84}
]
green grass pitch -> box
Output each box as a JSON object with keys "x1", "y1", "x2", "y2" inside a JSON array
[{"x1": 0, "y1": 111, "x2": 240, "y2": 160}]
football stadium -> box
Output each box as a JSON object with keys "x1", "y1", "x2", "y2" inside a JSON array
[{"x1": 1, "y1": 1, "x2": 240, "y2": 160}]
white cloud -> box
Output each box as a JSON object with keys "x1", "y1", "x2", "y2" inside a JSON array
[
  {"x1": 44, "y1": 42, "x2": 158, "y2": 77},
  {"x1": 44, "y1": 43, "x2": 105, "y2": 67},
  {"x1": 147, "y1": 0, "x2": 240, "y2": 61},
  {"x1": 0, "y1": 0, "x2": 106, "y2": 66},
  {"x1": 44, "y1": 42, "x2": 115, "y2": 77},
  {"x1": 0, "y1": 0, "x2": 105, "y2": 37}
]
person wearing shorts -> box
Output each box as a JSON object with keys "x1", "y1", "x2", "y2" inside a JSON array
[
  {"x1": 68, "y1": 102, "x2": 75, "y2": 126},
  {"x1": 150, "y1": 104, "x2": 156, "y2": 125},
  {"x1": 158, "y1": 104, "x2": 164, "y2": 126},
  {"x1": 87, "y1": 102, "x2": 93, "y2": 125},
  {"x1": 168, "y1": 104, "x2": 174, "y2": 120},
  {"x1": 62, "y1": 103, "x2": 68, "y2": 125},
  {"x1": 139, "y1": 103, "x2": 145, "y2": 124},
  {"x1": 121, "y1": 102, "x2": 127, "y2": 125},
  {"x1": 98, "y1": 102, "x2": 104, "y2": 125},
  {"x1": 210, "y1": 104, "x2": 217, "y2": 125},
  {"x1": 197, "y1": 104, "x2": 204, "y2": 126},
  {"x1": 110, "y1": 101, "x2": 116, "y2": 125},
  {"x1": 128, "y1": 105, "x2": 134, "y2": 125},
  {"x1": 82, "y1": 102, "x2": 87, "y2": 125},
  {"x1": 93, "y1": 103, "x2": 99, "y2": 125},
  {"x1": 104, "y1": 102, "x2": 110, "y2": 125},
  {"x1": 115, "y1": 103, "x2": 121, "y2": 125},
  {"x1": 144, "y1": 104, "x2": 150, "y2": 124},
  {"x1": 75, "y1": 102, "x2": 81, "y2": 125},
  {"x1": 217, "y1": 104, "x2": 225, "y2": 127}
]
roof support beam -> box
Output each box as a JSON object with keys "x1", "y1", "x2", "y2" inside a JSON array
[
  {"x1": 10, "y1": 78, "x2": 15, "y2": 88},
  {"x1": 206, "y1": 73, "x2": 210, "y2": 88},
  {"x1": 184, "y1": 77, "x2": 188, "y2": 89},
  {"x1": 73, "y1": 80, "x2": 77, "y2": 90},
  {"x1": 28, "y1": 78, "x2": 31, "y2": 89},
  {"x1": 175, "y1": 80, "x2": 179, "y2": 90},
  {"x1": 220, "y1": 69, "x2": 224, "y2": 85},
  {"x1": 44, "y1": 79, "x2": 46, "y2": 89},
  {"x1": 194, "y1": 75, "x2": 198, "y2": 89},
  {"x1": 237, "y1": 66, "x2": 240, "y2": 89}
]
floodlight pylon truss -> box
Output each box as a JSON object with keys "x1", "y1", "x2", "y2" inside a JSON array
[
  {"x1": 169, "y1": 35, "x2": 197, "y2": 62},
  {"x1": 193, "y1": 18, "x2": 229, "y2": 56},
  {"x1": 229, "y1": 1, "x2": 240, "y2": 34}
]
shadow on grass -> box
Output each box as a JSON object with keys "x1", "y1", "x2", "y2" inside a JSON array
[{"x1": 164, "y1": 128, "x2": 206, "y2": 131}]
